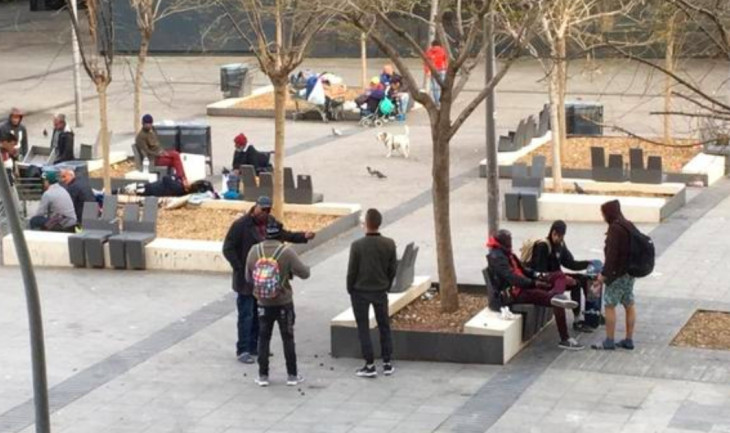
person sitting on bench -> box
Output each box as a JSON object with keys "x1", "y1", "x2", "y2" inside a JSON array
[
  {"x1": 59, "y1": 167, "x2": 97, "y2": 224},
  {"x1": 527, "y1": 220, "x2": 596, "y2": 333},
  {"x1": 30, "y1": 170, "x2": 77, "y2": 232},
  {"x1": 487, "y1": 229, "x2": 584, "y2": 351},
  {"x1": 135, "y1": 114, "x2": 187, "y2": 183},
  {"x1": 231, "y1": 133, "x2": 272, "y2": 174}
]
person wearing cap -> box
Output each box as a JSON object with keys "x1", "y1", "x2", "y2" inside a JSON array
[
  {"x1": 487, "y1": 229, "x2": 584, "y2": 351},
  {"x1": 30, "y1": 170, "x2": 77, "y2": 232},
  {"x1": 134, "y1": 114, "x2": 188, "y2": 183},
  {"x1": 222, "y1": 196, "x2": 315, "y2": 364},
  {"x1": 230, "y1": 133, "x2": 272, "y2": 174},
  {"x1": 59, "y1": 167, "x2": 97, "y2": 224},
  {"x1": 0, "y1": 107, "x2": 29, "y2": 159},
  {"x1": 50, "y1": 113, "x2": 75, "y2": 164},
  {"x1": 530, "y1": 220, "x2": 595, "y2": 332},
  {"x1": 245, "y1": 221, "x2": 310, "y2": 387}
]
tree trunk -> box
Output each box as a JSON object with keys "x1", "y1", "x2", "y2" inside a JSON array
[
  {"x1": 549, "y1": 72, "x2": 563, "y2": 191},
  {"x1": 361, "y1": 33, "x2": 368, "y2": 90},
  {"x1": 422, "y1": 0, "x2": 438, "y2": 90},
  {"x1": 97, "y1": 81, "x2": 111, "y2": 193},
  {"x1": 556, "y1": 36, "x2": 568, "y2": 162},
  {"x1": 664, "y1": 16, "x2": 675, "y2": 145},
  {"x1": 134, "y1": 32, "x2": 151, "y2": 134},
  {"x1": 272, "y1": 78, "x2": 287, "y2": 220},
  {"x1": 431, "y1": 106, "x2": 459, "y2": 313},
  {"x1": 484, "y1": 16, "x2": 499, "y2": 235}
]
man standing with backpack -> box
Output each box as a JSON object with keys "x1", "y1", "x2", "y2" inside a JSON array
[
  {"x1": 592, "y1": 200, "x2": 653, "y2": 351},
  {"x1": 223, "y1": 196, "x2": 314, "y2": 365},
  {"x1": 246, "y1": 221, "x2": 310, "y2": 387}
]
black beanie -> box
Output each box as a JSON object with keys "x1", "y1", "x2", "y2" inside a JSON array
[{"x1": 549, "y1": 220, "x2": 567, "y2": 237}]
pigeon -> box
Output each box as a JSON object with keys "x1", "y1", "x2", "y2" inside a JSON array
[
  {"x1": 366, "y1": 166, "x2": 387, "y2": 179},
  {"x1": 42, "y1": 129, "x2": 48, "y2": 138},
  {"x1": 332, "y1": 127, "x2": 343, "y2": 136},
  {"x1": 574, "y1": 182, "x2": 586, "y2": 194}
]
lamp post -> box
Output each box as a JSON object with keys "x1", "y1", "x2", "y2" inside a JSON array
[
  {"x1": 0, "y1": 168, "x2": 51, "y2": 433},
  {"x1": 484, "y1": 13, "x2": 499, "y2": 235}
]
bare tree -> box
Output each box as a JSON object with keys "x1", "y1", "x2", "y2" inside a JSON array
[
  {"x1": 130, "y1": 0, "x2": 209, "y2": 133},
  {"x1": 66, "y1": 0, "x2": 115, "y2": 192},
  {"x1": 501, "y1": 0, "x2": 636, "y2": 191},
  {"x1": 217, "y1": 0, "x2": 340, "y2": 220},
  {"x1": 343, "y1": 0, "x2": 536, "y2": 313}
]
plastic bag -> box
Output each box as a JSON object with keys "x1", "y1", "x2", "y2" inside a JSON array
[{"x1": 307, "y1": 79, "x2": 326, "y2": 106}]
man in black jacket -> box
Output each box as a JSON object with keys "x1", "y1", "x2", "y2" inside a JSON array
[
  {"x1": 0, "y1": 108, "x2": 29, "y2": 160},
  {"x1": 487, "y1": 229, "x2": 584, "y2": 350},
  {"x1": 530, "y1": 220, "x2": 595, "y2": 332},
  {"x1": 59, "y1": 168, "x2": 96, "y2": 224},
  {"x1": 51, "y1": 114, "x2": 75, "y2": 164},
  {"x1": 347, "y1": 208, "x2": 398, "y2": 378},
  {"x1": 222, "y1": 196, "x2": 314, "y2": 364}
]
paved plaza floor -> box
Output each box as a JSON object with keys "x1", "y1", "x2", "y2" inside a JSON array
[{"x1": 2, "y1": 3, "x2": 730, "y2": 433}]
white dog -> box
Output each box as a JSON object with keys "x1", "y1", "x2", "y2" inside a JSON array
[{"x1": 376, "y1": 125, "x2": 410, "y2": 158}]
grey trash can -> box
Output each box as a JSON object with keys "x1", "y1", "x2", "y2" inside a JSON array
[{"x1": 220, "y1": 63, "x2": 255, "y2": 99}]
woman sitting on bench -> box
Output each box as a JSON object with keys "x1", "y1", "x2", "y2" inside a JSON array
[
  {"x1": 231, "y1": 133, "x2": 272, "y2": 175},
  {"x1": 486, "y1": 229, "x2": 584, "y2": 351}
]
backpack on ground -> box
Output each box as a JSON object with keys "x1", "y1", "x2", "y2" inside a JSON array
[
  {"x1": 620, "y1": 221, "x2": 655, "y2": 278},
  {"x1": 252, "y1": 243, "x2": 288, "y2": 299},
  {"x1": 520, "y1": 238, "x2": 550, "y2": 267}
]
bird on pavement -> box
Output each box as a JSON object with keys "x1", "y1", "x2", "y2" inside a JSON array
[
  {"x1": 332, "y1": 127, "x2": 343, "y2": 136},
  {"x1": 367, "y1": 166, "x2": 387, "y2": 179},
  {"x1": 574, "y1": 182, "x2": 586, "y2": 194}
]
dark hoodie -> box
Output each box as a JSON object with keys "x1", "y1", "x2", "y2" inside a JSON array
[
  {"x1": 486, "y1": 235, "x2": 539, "y2": 295},
  {"x1": 601, "y1": 200, "x2": 631, "y2": 285},
  {"x1": 222, "y1": 208, "x2": 308, "y2": 294},
  {"x1": 531, "y1": 220, "x2": 590, "y2": 272},
  {"x1": 0, "y1": 109, "x2": 29, "y2": 159}
]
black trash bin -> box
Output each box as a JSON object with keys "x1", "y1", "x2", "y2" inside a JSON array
[{"x1": 220, "y1": 63, "x2": 255, "y2": 99}]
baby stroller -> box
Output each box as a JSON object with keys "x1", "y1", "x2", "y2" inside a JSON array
[{"x1": 359, "y1": 92, "x2": 396, "y2": 127}]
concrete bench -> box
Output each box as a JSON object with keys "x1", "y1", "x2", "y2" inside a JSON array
[
  {"x1": 331, "y1": 276, "x2": 431, "y2": 329},
  {"x1": 68, "y1": 196, "x2": 119, "y2": 268},
  {"x1": 108, "y1": 197, "x2": 158, "y2": 270}
]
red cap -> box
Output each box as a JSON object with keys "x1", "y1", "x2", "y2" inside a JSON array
[{"x1": 234, "y1": 133, "x2": 247, "y2": 148}]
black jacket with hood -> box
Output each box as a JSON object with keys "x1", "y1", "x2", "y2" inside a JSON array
[
  {"x1": 531, "y1": 221, "x2": 590, "y2": 273},
  {"x1": 52, "y1": 127, "x2": 75, "y2": 164},
  {"x1": 601, "y1": 200, "x2": 632, "y2": 285},
  {"x1": 0, "y1": 110, "x2": 29, "y2": 159},
  {"x1": 222, "y1": 208, "x2": 308, "y2": 294},
  {"x1": 486, "y1": 236, "x2": 539, "y2": 294}
]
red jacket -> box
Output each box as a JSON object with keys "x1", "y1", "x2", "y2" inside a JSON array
[{"x1": 424, "y1": 46, "x2": 448, "y2": 73}]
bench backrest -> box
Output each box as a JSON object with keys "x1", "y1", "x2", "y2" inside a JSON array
[{"x1": 15, "y1": 177, "x2": 44, "y2": 201}]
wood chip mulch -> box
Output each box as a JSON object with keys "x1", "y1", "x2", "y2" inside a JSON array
[
  {"x1": 155, "y1": 206, "x2": 339, "y2": 241},
  {"x1": 89, "y1": 159, "x2": 136, "y2": 179},
  {"x1": 517, "y1": 136, "x2": 701, "y2": 173},
  {"x1": 391, "y1": 292, "x2": 488, "y2": 333},
  {"x1": 234, "y1": 87, "x2": 363, "y2": 111},
  {"x1": 671, "y1": 310, "x2": 730, "y2": 351}
]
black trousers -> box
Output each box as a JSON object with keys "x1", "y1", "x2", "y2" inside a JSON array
[
  {"x1": 257, "y1": 303, "x2": 297, "y2": 377},
  {"x1": 567, "y1": 273, "x2": 592, "y2": 317},
  {"x1": 350, "y1": 290, "x2": 392, "y2": 364}
]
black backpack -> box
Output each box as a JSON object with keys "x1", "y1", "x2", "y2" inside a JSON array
[{"x1": 620, "y1": 221, "x2": 655, "y2": 278}]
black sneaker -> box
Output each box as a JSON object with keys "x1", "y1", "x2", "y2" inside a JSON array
[
  {"x1": 573, "y1": 321, "x2": 594, "y2": 333},
  {"x1": 383, "y1": 363, "x2": 395, "y2": 376},
  {"x1": 558, "y1": 338, "x2": 585, "y2": 351},
  {"x1": 356, "y1": 364, "x2": 377, "y2": 378}
]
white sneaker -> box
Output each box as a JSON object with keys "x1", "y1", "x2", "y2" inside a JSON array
[
  {"x1": 500, "y1": 306, "x2": 517, "y2": 320},
  {"x1": 286, "y1": 375, "x2": 305, "y2": 386},
  {"x1": 551, "y1": 294, "x2": 578, "y2": 310},
  {"x1": 254, "y1": 375, "x2": 269, "y2": 387}
]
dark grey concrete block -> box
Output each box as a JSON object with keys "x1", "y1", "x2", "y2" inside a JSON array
[
  {"x1": 520, "y1": 190, "x2": 540, "y2": 221},
  {"x1": 504, "y1": 193, "x2": 521, "y2": 221},
  {"x1": 514, "y1": 119, "x2": 528, "y2": 149},
  {"x1": 498, "y1": 135, "x2": 514, "y2": 152},
  {"x1": 391, "y1": 242, "x2": 418, "y2": 293}
]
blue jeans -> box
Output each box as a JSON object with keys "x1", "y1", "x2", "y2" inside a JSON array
[
  {"x1": 430, "y1": 71, "x2": 446, "y2": 106},
  {"x1": 236, "y1": 294, "x2": 259, "y2": 356}
]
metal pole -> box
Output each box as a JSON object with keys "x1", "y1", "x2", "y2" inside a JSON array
[
  {"x1": 70, "y1": 0, "x2": 83, "y2": 127},
  {"x1": 361, "y1": 33, "x2": 367, "y2": 90},
  {"x1": 0, "y1": 168, "x2": 51, "y2": 433},
  {"x1": 485, "y1": 13, "x2": 499, "y2": 235}
]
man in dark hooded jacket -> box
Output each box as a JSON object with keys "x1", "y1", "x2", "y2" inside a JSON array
[
  {"x1": 487, "y1": 229, "x2": 584, "y2": 350},
  {"x1": 530, "y1": 220, "x2": 595, "y2": 332},
  {"x1": 0, "y1": 108, "x2": 29, "y2": 160},
  {"x1": 592, "y1": 200, "x2": 636, "y2": 351},
  {"x1": 222, "y1": 196, "x2": 315, "y2": 364}
]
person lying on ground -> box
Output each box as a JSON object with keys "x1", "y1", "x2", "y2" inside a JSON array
[{"x1": 120, "y1": 175, "x2": 214, "y2": 197}]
